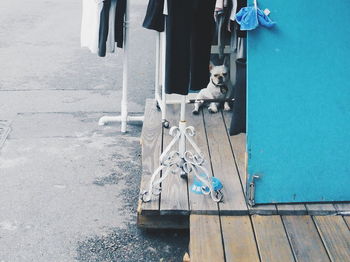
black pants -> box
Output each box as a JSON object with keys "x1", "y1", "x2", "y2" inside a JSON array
[{"x1": 165, "y1": 0, "x2": 216, "y2": 95}]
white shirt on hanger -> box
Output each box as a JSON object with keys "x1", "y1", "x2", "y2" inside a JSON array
[{"x1": 81, "y1": 0, "x2": 104, "y2": 54}]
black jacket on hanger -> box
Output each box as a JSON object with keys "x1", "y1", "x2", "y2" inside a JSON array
[{"x1": 143, "y1": 0, "x2": 165, "y2": 32}]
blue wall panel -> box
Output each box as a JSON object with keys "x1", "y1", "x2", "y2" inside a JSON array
[{"x1": 247, "y1": 0, "x2": 350, "y2": 203}]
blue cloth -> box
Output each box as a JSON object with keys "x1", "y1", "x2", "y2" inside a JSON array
[
  {"x1": 257, "y1": 8, "x2": 275, "y2": 28},
  {"x1": 236, "y1": 5, "x2": 275, "y2": 31},
  {"x1": 236, "y1": 6, "x2": 259, "y2": 30},
  {"x1": 190, "y1": 173, "x2": 223, "y2": 195}
]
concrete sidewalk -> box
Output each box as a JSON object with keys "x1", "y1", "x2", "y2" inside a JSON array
[{"x1": 0, "y1": 1, "x2": 188, "y2": 261}]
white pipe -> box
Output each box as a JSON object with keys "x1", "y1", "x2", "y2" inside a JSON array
[
  {"x1": 178, "y1": 95, "x2": 186, "y2": 155},
  {"x1": 120, "y1": 0, "x2": 130, "y2": 133},
  {"x1": 155, "y1": 32, "x2": 161, "y2": 101},
  {"x1": 180, "y1": 95, "x2": 186, "y2": 122},
  {"x1": 155, "y1": 93, "x2": 164, "y2": 112},
  {"x1": 160, "y1": 31, "x2": 167, "y2": 123},
  {"x1": 99, "y1": 115, "x2": 144, "y2": 126}
]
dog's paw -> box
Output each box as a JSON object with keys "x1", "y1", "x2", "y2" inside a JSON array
[
  {"x1": 208, "y1": 106, "x2": 218, "y2": 113},
  {"x1": 192, "y1": 109, "x2": 199, "y2": 115},
  {"x1": 224, "y1": 105, "x2": 231, "y2": 111}
]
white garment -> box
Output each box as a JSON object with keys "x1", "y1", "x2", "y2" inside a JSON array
[
  {"x1": 230, "y1": 0, "x2": 238, "y2": 21},
  {"x1": 215, "y1": 0, "x2": 223, "y2": 10},
  {"x1": 81, "y1": 0, "x2": 104, "y2": 54},
  {"x1": 106, "y1": 0, "x2": 117, "y2": 53},
  {"x1": 215, "y1": 0, "x2": 228, "y2": 11},
  {"x1": 236, "y1": 37, "x2": 246, "y2": 59},
  {"x1": 163, "y1": 0, "x2": 168, "y2": 15}
]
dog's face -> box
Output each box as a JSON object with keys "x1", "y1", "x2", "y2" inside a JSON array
[{"x1": 210, "y1": 64, "x2": 228, "y2": 86}]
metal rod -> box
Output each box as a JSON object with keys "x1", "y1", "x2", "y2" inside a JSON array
[
  {"x1": 160, "y1": 31, "x2": 167, "y2": 123},
  {"x1": 99, "y1": 115, "x2": 144, "y2": 125},
  {"x1": 180, "y1": 96, "x2": 186, "y2": 122},
  {"x1": 120, "y1": 0, "x2": 130, "y2": 133},
  {"x1": 188, "y1": 98, "x2": 235, "y2": 104},
  {"x1": 155, "y1": 32, "x2": 160, "y2": 101}
]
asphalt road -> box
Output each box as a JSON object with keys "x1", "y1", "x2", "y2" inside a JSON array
[{"x1": 0, "y1": 1, "x2": 189, "y2": 261}]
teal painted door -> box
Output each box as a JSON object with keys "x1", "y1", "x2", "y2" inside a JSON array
[{"x1": 247, "y1": 0, "x2": 350, "y2": 204}]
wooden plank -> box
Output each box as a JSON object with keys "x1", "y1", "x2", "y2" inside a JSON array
[
  {"x1": 220, "y1": 216, "x2": 260, "y2": 262},
  {"x1": 185, "y1": 105, "x2": 219, "y2": 214},
  {"x1": 306, "y1": 204, "x2": 337, "y2": 216},
  {"x1": 334, "y1": 203, "x2": 350, "y2": 215},
  {"x1": 137, "y1": 214, "x2": 189, "y2": 229},
  {"x1": 252, "y1": 215, "x2": 295, "y2": 262},
  {"x1": 189, "y1": 215, "x2": 225, "y2": 262},
  {"x1": 223, "y1": 112, "x2": 277, "y2": 215},
  {"x1": 203, "y1": 110, "x2": 248, "y2": 215},
  {"x1": 343, "y1": 216, "x2": 350, "y2": 228},
  {"x1": 160, "y1": 104, "x2": 189, "y2": 215},
  {"x1": 224, "y1": 114, "x2": 247, "y2": 188},
  {"x1": 282, "y1": 216, "x2": 331, "y2": 262},
  {"x1": 277, "y1": 204, "x2": 308, "y2": 215},
  {"x1": 313, "y1": 216, "x2": 350, "y2": 262},
  {"x1": 138, "y1": 99, "x2": 162, "y2": 215},
  {"x1": 249, "y1": 204, "x2": 278, "y2": 215}
]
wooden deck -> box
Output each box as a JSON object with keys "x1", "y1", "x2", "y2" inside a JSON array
[
  {"x1": 190, "y1": 214, "x2": 350, "y2": 262},
  {"x1": 138, "y1": 99, "x2": 350, "y2": 222},
  {"x1": 137, "y1": 99, "x2": 350, "y2": 261}
]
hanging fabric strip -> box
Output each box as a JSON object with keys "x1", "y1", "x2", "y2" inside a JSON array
[
  {"x1": 106, "y1": 0, "x2": 117, "y2": 53},
  {"x1": 115, "y1": 0, "x2": 126, "y2": 48},
  {"x1": 98, "y1": 0, "x2": 111, "y2": 57}
]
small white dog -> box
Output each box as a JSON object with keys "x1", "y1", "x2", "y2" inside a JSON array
[{"x1": 192, "y1": 61, "x2": 231, "y2": 114}]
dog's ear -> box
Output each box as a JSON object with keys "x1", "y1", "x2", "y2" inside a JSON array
[{"x1": 209, "y1": 61, "x2": 214, "y2": 71}]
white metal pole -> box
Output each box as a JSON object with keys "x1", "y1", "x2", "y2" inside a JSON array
[
  {"x1": 155, "y1": 32, "x2": 160, "y2": 101},
  {"x1": 180, "y1": 95, "x2": 186, "y2": 122},
  {"x1": 160, "y1": 31, "x2": 167, "y2": 123},
  {"x1": 120, "y1": 0, "x2": 130, "y2": 133},
  {"x1": 179, "y1": 95, "x2": 186, "y2": 155}
]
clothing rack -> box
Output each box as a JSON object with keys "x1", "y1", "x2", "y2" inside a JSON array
[
  {"x1": 141, "y1": 31, "x2": 227, "y2": 203},
  {"x1": 98, "y1": 0, "x2": 144, "y2": 133}
]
